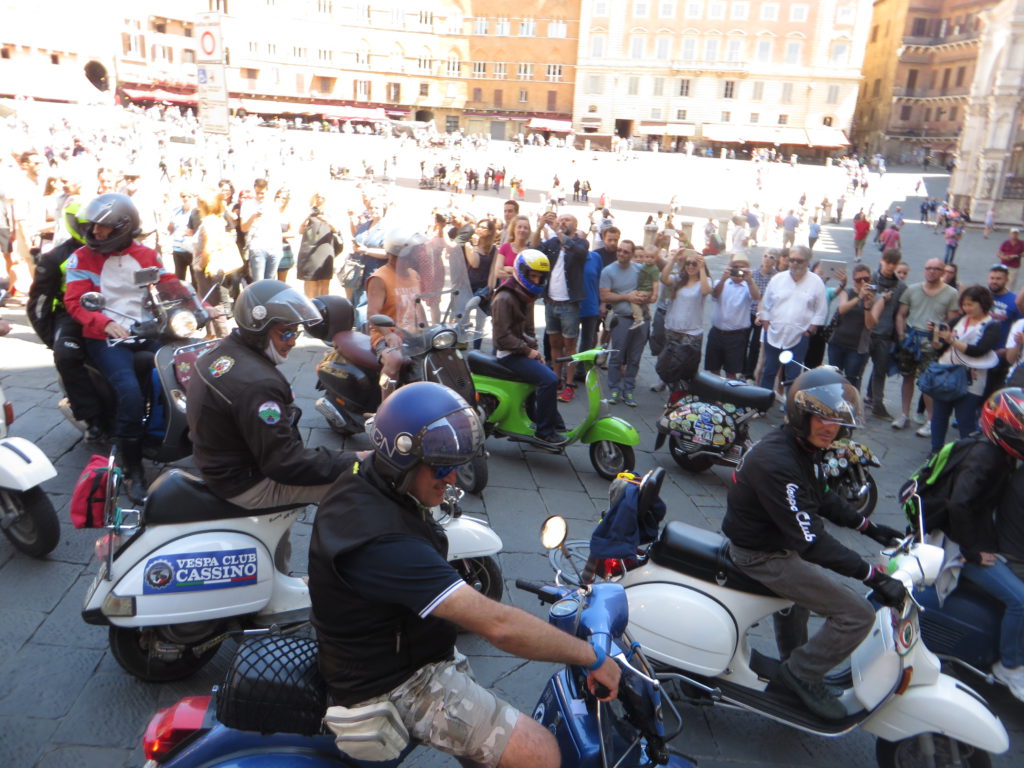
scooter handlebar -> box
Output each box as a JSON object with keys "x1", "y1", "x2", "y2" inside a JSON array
[{"x1": 515, "y1": 579, "x2": 563, "y2": 604}]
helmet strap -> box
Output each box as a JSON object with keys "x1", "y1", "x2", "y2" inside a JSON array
[{"x1": 264, "y1": 339, "x2": 287, "y2": 366}]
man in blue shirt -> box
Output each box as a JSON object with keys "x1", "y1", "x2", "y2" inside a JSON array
[{"x1": 988, "y1": 264, "x2": 1022, "y2": 394}]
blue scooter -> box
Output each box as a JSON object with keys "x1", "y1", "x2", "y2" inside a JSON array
[{"x1": 139, "y1": 519, "x2": 697, "y2": 768}]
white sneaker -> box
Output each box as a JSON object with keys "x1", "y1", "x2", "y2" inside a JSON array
[
  {"x1": 891, "y1": 414, "x2": 908, "y2": 429},
  {"x1": 913, "y1": 411, "x2": 927, "y2": 425},
  {"x1": 916, "y1": 423, "x2": 932, "y2": 437},
  {"x1": 992, "y1": 662, "x2": 1024, "y2": 702}
]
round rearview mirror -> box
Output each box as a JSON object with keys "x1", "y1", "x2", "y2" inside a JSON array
[
  {"x1": 540, "y1": 515, "x2": 568, "y2": 550},
  {"x1": 80, "y1": 291, "x2": 107, "y2": 312},
  {"x1": 778, "y1": 350, "x2": 794, "y2": 365}
]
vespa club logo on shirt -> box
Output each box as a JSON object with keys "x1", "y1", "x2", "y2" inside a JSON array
[{"x1": 143, "y1": 548, "x2": 259, "y2": 594}]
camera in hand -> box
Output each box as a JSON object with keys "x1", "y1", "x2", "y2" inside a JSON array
[
  {"x1": 865, "y1": 283, "x2": 879, "y2": 292},
  {"x1": 730, "y1": 267, "x2": 745, "y2": 278},
  {"x1": 310, "y1": 205, "x2": 323, "y2": 216}
]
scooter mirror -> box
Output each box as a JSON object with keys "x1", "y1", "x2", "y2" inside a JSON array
[
  {"x1": 132, "y1": 267, "x2": 161, "y2": 287},
  {"x1": 369, "y1": 314, "x2": 396, "y2": 328},
  {"x1": 778, "y1": 350, "x2": 794, "y2": 365},
  {"x1": 540, "y1": 516, "x2": 568, "y2": 550},
  {"x1": 80, "y1": 291, "x2": 107, "y2": 312}
]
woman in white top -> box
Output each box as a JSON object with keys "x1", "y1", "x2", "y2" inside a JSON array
[
  {"x1": 929, "y1": 284, "x2": 1001, "y2": 453},
  {"x1": 661, "y1": 249, "x2": 712, "y2": 351}
]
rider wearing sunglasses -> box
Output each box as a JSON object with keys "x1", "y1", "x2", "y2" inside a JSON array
[
  {"x1": 309, "y1": 381, "x2": 620, "y2": 768},
  {"x1": 188, "y1": 280, "x2": 353, "y2": 555}
]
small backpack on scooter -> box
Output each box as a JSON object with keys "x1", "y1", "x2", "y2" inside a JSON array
[{"x1": 70, "y1": 454, "x2": 114, "y2": 529}]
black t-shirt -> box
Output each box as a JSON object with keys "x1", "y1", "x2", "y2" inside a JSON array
[
  {"x1": 996, "y1": 467, "x2": 1024, "y2": 563},
  {"x1": 338, "y1": 534, "x2": 465, "y2": 618}
]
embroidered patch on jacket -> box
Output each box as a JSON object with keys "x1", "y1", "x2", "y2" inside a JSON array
[
  {"x1": 258, "y1": 400, "x2": 282, "y2": 424},
  {"x1": 209, "y1": 356, "x2": 234, "y2": 377}
]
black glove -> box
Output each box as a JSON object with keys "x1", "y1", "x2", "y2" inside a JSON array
[
  {"x1": 863, "y1": 522, "x2": 904, "y2": 547},
  {"x1": 864, "y1": 566, "x2": 907, "y2": 608}
]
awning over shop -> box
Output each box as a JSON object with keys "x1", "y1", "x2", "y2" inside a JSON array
[
  {"x1": 701, "y1": 124, "x2": 743, "y2": 143},
  {"x1": 634, "y1": 123, "x2": 667, "y2": 136},
  {"x1": 805, "y1": 126, "x2": 850, "y2": 147},
  {"x1": 663, "y1": 123, "x2": 695, "y2": 137},
  {"x1": 121, "y1": 86, "x2": 196, "y2": 104},
  {"x1": 321, "y1": 104, "x2": 388, "y2": 121},
  {"x1": 238, "y1": 98, "x2": 313, "y2": 115},
  {"x1": 735, "y1": 125, "x2": 804, "y2": 145},
  {"x1": 527, "y1": 118, "x2": 572, "y2": 132}
]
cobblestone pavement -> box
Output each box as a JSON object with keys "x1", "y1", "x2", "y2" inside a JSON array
[{"x1": 1, "y1": 157, "x2": 1022, "y2": 767}]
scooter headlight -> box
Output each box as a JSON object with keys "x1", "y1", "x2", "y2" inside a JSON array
[
  {"x1": 168, "y1": 309, "x2": 198, "y2": 338},
  {"x1": 432, "y1": 330, "x2": 457, "y2": 349}
]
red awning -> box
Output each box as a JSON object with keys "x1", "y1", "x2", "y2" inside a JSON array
[
  {"x1": 122, "y1": 87, "x2": 196, "y2": 105},
  {"x1": 527, "y1": 118, "x2": 572, "y2": 132},
  {"x1": 238, "y1": 98, "x2": 312, "y2": 115},
  {"x1": 325, "y1": 105, "x2": 388, "y2": 121}
]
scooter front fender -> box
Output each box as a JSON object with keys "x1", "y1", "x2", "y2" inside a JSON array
[
  {"x1": 0, "y1": 437, "x2": 58, "y2": 490},
  {"x1": 445, "y1": 515, "x2": 503, "y2": 559},
  {"x1": 580, "y1": 416, "x2": 639, "y2": 446},
  {"x1": 861, "y1": 672, "x2": 1008, "y2": 754}
]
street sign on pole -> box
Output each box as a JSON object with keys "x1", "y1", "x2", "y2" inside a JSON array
[{"x1": 194, "y1": 12, "x2": 230, "y2": 136}]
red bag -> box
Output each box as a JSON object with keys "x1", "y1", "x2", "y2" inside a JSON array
[{"x1": 70, "y1": 454, "x2": 113, "y2": 529}]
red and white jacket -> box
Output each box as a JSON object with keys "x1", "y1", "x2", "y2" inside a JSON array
[{"x1": 64, "y1": 242, "x2": 179, "y2": 340}]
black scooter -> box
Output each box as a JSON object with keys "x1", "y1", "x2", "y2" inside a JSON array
[{"x1": 310, "y1": 292, "x2": 487, "y2": 493}]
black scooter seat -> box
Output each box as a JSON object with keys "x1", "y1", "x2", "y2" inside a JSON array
[
  {"x1": 332, "y1": 330, "x2": 379, "y2": 374},
  {"x1": 687, "y1": 371, "x2": 775, "y2": 412},
  {"x1": 649, "y1": 521, "x2": 779, "y2": 598},
  {"x1": 466, "y1": 350, "x2": 534, "y2": 384},
  {"x1": 144, "y1": 470, "x2": 304, "y2": 526}
]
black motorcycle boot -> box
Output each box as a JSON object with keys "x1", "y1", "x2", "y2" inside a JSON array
[
  {"x1": 119, "y1": 437, "x2": 148, "y2": 505},
  {"x1": 778, "y1": 661, "x2": 846, "y2": 721}
]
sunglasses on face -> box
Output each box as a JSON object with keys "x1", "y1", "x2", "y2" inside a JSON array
[
  {"x1": 432, "y1": 465, "x2": 457, "y2": 479},
  {"x1": 789, "y1": 258, "x2": 807, "y2": 265},
  {"x1": 685, "y1": 261, "x2": 699, "y2": 266},
  {"x1": 277, "y1": 328, "x2": 302, "y2": 342},
  {"x1": 854, "y1": 277, "x2": 870, "y2": 283}
]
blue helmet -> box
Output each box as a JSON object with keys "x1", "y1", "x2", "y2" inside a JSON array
[
  {"x1": 369, "y1": 382, "x2": 484, "y2": 494},
  {"x1": 512, "y1": 249, "x2": 550, "y2": 297}
]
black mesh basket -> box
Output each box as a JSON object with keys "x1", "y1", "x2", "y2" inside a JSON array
[{"x1": 216, "y1": 634, "x2": 327, "y2": 735}]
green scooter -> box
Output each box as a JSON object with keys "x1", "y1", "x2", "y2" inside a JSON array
[{"x1": 466, "y1": 347, "x2": 638, "y2": 479}]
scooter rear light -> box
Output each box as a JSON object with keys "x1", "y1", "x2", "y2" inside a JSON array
[
  {"x1": 95, "y1": 531, "x2": 131, "y2": 562},
  {"x1": 3, "y1": 401, "x2": 13, "y2": 425},
  {"x1": 143, "y1": 695, "x2": 211, "y2": 762}
]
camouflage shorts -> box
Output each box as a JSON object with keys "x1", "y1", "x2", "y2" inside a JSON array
[
  {"x1": 896, "y1": 334, "x2": 939, "y2": 378},
  {"x1": 376, "y1": 650, "x2": 520, "y2": 767}
]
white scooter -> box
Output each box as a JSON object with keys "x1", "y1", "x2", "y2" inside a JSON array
[
  {"x1": 82, "y1": 462, "x2": 503, "y2": 682},
  {"x1": 553, "y1": 469, "x2": 1008, "y2": 768},
  {"x1": 0, "y1": 379, "x2": 59, "y2": 557}
]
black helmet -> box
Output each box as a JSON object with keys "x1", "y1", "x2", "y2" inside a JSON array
[
  {"x1": 233, "y1": 280, "x2": 322, "y2": 348},
  {"x1": 786, "y1": 366, "x2": 863, "y2": 437},
  {"x1": 82, "y1": 193, "x2": 141, "y2": 253},
  {"x1": 307, "y1": 294, "x2": 354, "y2": 341}
]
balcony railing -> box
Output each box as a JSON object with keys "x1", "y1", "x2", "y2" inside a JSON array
[
  {"x1": 901, "y1": 31, "x2": 980, "y2": 48},
  {"x1": 892, "y1": 85, "x2": 970, "y2": 98},
  {"x1": 671, "y1": 59, "x2": 749, "y2": 74}
]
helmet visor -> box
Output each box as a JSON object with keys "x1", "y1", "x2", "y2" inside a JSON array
[
  {"x1": 257, "y1": 283, "x2": 323, "y2": 330},
  {"x1": 414, "y1": 406, "x2": 485, "y2": 466},
  {"x1": 793, "y1": 381, "x2": 864, "y2": 429}
]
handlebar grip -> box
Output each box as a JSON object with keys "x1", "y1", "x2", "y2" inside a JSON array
[
  {"x1": 593, "y1": 682, "x2": 611, "y2": 699},
  {"x1": 515, "y1": 579, "x2": 559, "y2": 604},
  {"x1": 554, "y1": 356, "x2": 575, "y2": 363}
]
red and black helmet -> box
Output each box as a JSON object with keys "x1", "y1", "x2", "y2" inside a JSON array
[{"x1": 980, "y1": 388, "x2": 1024, "y2": 460}]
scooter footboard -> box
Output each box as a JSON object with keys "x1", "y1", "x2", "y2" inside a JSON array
[{"x1": 862, "y1": 672, "x2": 1008, "y2": 754}]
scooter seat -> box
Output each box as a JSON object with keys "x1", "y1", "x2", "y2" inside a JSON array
[
  {"x1": 332, "y1": 330, "x2": 379, "y2": 374},
  {"x1": 687, "y1": 371, "x2": 775, "y2": 412},
  {"x1": 466, "y1": 350, "x2": 534, "y2": 383},
  {"x1": 144, "y1": 470, "x2": 304, "y2": 525},
  {"x1": 649, "y1": 521, "x2": 779, "y2": 598}
]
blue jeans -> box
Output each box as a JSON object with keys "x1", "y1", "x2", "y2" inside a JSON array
[
  {"x1": 827, "y1": 343, "x2": 869, "y2": 390},
  {"x1": 248, "y1": 248, "x2": 282, "y2": 281},
  {"x1": 962, "y1": 560, "x2": 1024, "y2": 667},
  {"x1": 496, "y1": 354, "x2": 564, "y2": 437},
  {"x1": 85, "y1": 338, "x2": 162, "y2": 438},
  {"x1": 930, "y1": 392, "x2": 983, "y2": 453},
  {"x1": 759, "y1": 335, "x2": 810, "y2": 390}
]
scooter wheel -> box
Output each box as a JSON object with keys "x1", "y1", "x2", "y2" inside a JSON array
[
  {"x1": 109, "y1": 626, "x2": 221, "y2": 682},
  {"x1": 668, "y1": 436, "x2": 715, "y2": 473},
  {"x1": 589, "y1": 442, "x2": 635, "y2": 480},
  {"x1": 455, "y1": 454, "x2": 489, "y2": 495},
  {"x1": 451, "y1": 556, "x2": 503, "y2": 601},
  {"x1": 875, "y1": 736, "x2": 992, "y2": 768},
  {"x1": 0, "y1": 488, "x2": 60, "y2": 558},
  {"x1": 835, "y1": 471, "x2": 878, "y2": 518}
]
